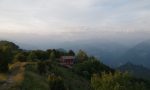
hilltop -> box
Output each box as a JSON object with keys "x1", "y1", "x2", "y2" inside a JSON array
[{"x1": 0, "y1": 41, "x2": 149, "y2": 90}]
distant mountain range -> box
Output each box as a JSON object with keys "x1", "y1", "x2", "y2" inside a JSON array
[
  {"x1": 58, "y1": 41, "x2": 128, "y2": 67},
  {"x1": 117, "y1": 62, "x2": 150, "y2": 80},
  {"x1": 61, "y1": 40, "x2": 150, "y2": 69},
  {"x1": 9, "y1": 39, "x2": 150, "y2": 69},
  {"x1": 119, "y1": 40, "x2": 150, "y2": 68}
]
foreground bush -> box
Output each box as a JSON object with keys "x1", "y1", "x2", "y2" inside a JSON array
[
  {"x1": 91, "y1": 72, "x2": 148, "y2": 90},
  {"x1": 48, "y1": 75, "x2": 66, "y2": 90}
]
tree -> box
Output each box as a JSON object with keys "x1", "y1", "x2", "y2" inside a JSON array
[
  {"x1": 47, "y1": 49, "x2": 52, "y2": 55},
  {"x1": 0, "y1": 41, "x2": 19, "y2": 50},
  {"x1": 27, "y1": 52, "x2": 38, "y2": 61},
  {"x1": 76, "y1": 50, "x2": 88, "y2": 63},
  {"x1": 53, "y1": 49, "x2": 61, "y2": 58},
  {"x1": 0, "y1": 50, "x2": 8, "y2": 73},
  {"x1": 0, "y1": 41, "x2": 20, "y2": 63},
  {"x1": 0, "y1": 43, "x2": 18, "y2": 73},
  {"x1": 49, "y1": 52, "x2": 56, "y2": 60},
  {"x1": 68, "y1": 50, "x2": 75, "y2": 56},
  {"x1": 32, "y1": 50, "x2": 49, "y2": 60},
  {"x1": 91, "y1": 72, "x2": 148, "y2": 90},
  {"x1": 13, "y1": 52, "x2": 26, "y2": 62}
]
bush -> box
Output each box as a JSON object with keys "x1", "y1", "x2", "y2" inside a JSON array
[
  {"x1": 91, "y1": 72, "x2": 148, "y2": 90},
  {"x1": 48, "y1": 75, "x2": 66, "y2": 90},
  {"x1": 73, "y1": 57, "x2": 113, "y2": 79}
]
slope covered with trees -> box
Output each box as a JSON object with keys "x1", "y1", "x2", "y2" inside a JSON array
[{"x1": 0, "y1": 41, "x2": 149, "y2": 90}]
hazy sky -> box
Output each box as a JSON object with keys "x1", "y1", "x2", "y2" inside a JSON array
[{"x1": 0, "y1": 0, "x2": 150, "y2": 48}]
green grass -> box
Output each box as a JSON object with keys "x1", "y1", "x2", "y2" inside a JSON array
[
  {"x1": 53, "y1": 66, "x2": 90, "y2": 90},
  {"x1": 21, "y1": 63, "x2": 49, "y2": 90},
  {"x1": 21, "y1": 71, "x2": 49, "y2": 90},
  {"x1": 20, "y1": 62, "x2": 90, "y2": 90}
]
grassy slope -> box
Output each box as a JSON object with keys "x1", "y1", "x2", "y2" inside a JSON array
[
  {"x1": 55, "y1": 66, "x2": 90, "y2": 90},
  {"x1": 0, "y1": 62, "x2": 90, "y2": 90},
  {"x1": 20, "y1": 62, "x2": 90, "y2": 90},
  {"x1": 21, "y1": 70, "x2": 49, "y2": 90}
]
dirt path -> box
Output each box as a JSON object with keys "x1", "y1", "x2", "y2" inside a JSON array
[
  {"x1": 0, "y1": 62, "x2": 27, "y2": 90},
  {"x1": 1, "y1": 75, "x2": 15, "y2": 90}
]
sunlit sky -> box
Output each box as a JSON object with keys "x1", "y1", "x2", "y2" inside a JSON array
[{"x1": 0, "y1": 0, "x2": 150, "y2": 48}]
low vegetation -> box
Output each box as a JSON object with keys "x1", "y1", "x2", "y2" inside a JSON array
[{"x1": 0, "y1": 41, "x2": 150, "y2": 90}]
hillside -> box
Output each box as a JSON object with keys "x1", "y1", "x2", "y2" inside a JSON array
[
  {"x1": 0, "y1": 41, "x2": 150, "y2": 90},
  {"x1": 0, "y1": 61, "x2": 91, "y2": 90},
  {"x1": 117, "y1": 62, "x2": 150, "y2": 80},
  {"x1": 119, "y1": 40, "x2": 150, "y2": 68}
]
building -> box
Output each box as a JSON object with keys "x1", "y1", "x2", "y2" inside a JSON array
[{"x1": 60, "y1": 56, "x2": 75, "y2": 66}]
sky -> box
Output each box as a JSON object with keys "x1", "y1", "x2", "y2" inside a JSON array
[{"x1": 0, "y1": 0, "x2": 150, "y2": 49}]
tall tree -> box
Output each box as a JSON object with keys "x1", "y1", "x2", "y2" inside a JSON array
[
  {"x1": 27, "y1": 51, "x2": 38, "y2": 61},
  {"x1": 0, "y1": 41, "x2": 20, "y2": 63},
  {"x1": 49, "y1": 52, "x2": 56, "y2": 60},
  {"x1": 76, "y1": 50, "x2": 88, "y2": 62},
  {"x1": 31, "y1": 50, "x2": 49, "y2": 60},
  {"x1": 68, "y1": 50, "x2": 75, "y2": 56},
  {"x1": 0, "y1": 50, "x2": 8, "y2": 73}
]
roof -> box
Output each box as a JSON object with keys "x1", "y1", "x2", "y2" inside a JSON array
[{"x1": 61, "y1": 56, "x2": 75, "y2": 59}]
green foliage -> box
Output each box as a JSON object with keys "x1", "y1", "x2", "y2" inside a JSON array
[
  {"x1": 68, "y1": 50, "x2": 75, "y2": 56},
  {"x1": 76, "y1": 50, "x2": 88, "y2": 62},
  {"x1": 48, "y1": 75, "x2": 66, "y2": 90},
  {"x1": 91, "y1": 72, "x2": 149, "y2": 90},
  {"x1": 46, "y1": 49, "x2": 52, "y2": 55},
  {"x1": 31, "y1": 50, "x2": 49, "y2": 60},
  {"x1": 0, "y1": 41, "x2": 19, "y2": 50},
  {"x1": 0, "y1": 50, "x2": 8, "y2": 73},
  {"x1": 37, "y1": 61, "x2": 52, "y2": 75},
  {"x1": 27, "y1": 51, "x2": 38, "y2": 61},
  {"x1": 0, "y1": 40, "x2": 149, "y2": 90},
  {"x1": 48, "y1": 49, "x2": 67, "y2": 60},
  {"x1": 25, "y1": 63, "x2": 38, "y2": 73},
  {"x1": 38, "y1": 62, "x2": 47, "y2": 75},
  {"x1": 13, "y1": 52, "x2": 26, "y2": 62},
  {"x1": 0, "y1": 41, "x2": 20, "y2": 62},
  {"x1": 73, "y1": 57, "x2": 113, "y2": 79},
  {"x1": 21, "y1": 71, "x2": 49, "y2": 90},
  {"x1": 0, "y1": 41, "x2": 20, "y2": 72},
  {"x1": 49, "y1": 52, "x2": 56, "y2": 60},
  {"x1": 52, "y1": 66, "x2": 90, "y2": 90},
  {"x1": 49, "y1": 49, "x2": 61, "y2": 59}
]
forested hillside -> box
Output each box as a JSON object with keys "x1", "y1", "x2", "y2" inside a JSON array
[{"x1": 0, "y1": 41, "x2": 149, "y2": 90}]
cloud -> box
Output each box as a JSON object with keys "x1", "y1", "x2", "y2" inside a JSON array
[{"x1": 0, "y1": 0, "x2": 150, "y2": 42}]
